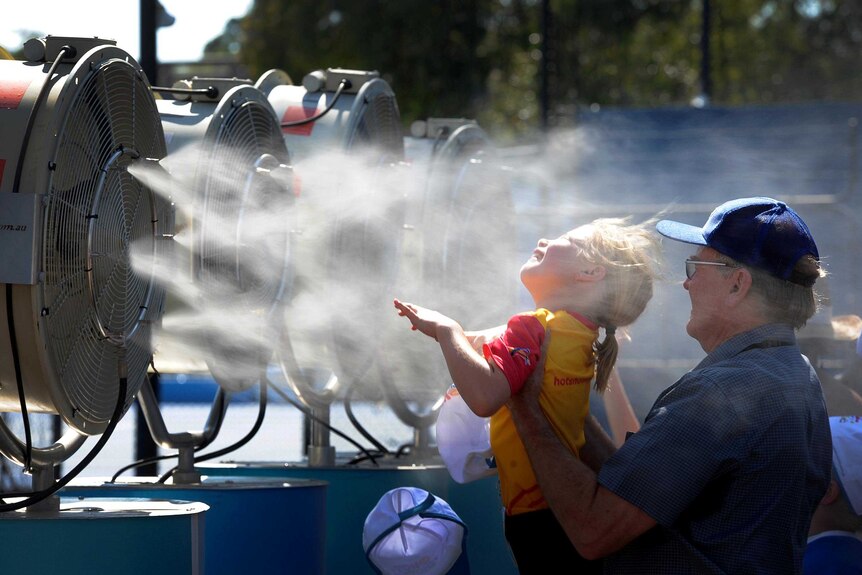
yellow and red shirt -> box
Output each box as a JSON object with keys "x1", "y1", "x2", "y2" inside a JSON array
[{"x1": 482, "y1": 308, "x2": 597, "y2": 515}]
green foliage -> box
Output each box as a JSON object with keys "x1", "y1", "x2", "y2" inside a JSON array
[{"x1": 229, "y1": 0, "x2": 862, "y2": 140}]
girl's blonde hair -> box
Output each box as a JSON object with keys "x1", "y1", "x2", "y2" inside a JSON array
[{"x1": 577, "y1": 218, "x2": 662, "y2": 392}]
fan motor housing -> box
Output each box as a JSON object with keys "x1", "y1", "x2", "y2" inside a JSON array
[{"x1": 257, "y1": 67, "x2": 404, "y2": 164}]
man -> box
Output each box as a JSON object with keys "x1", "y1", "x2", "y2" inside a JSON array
[
  {"x1": 508, "y1": 197, "x2": 833, "y2": 573},
  {"x1": 804, "y1": 415, "x2": 862, "y2": 574}
]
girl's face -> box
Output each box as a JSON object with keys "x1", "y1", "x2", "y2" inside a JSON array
[{"x1": 520, "y1": 226, "x2": 592, "y2": 294}]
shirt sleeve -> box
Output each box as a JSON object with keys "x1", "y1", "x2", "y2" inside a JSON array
[{"x1": 482, "y1": 313, "x2": 545, "y2": 395}]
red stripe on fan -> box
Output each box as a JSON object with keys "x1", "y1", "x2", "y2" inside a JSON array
[
  {"x1": 0, "y1": 159, "x2": 5, "y2": 189},
  {"x1": 0, "y1": 79, "x2": 32, "y2": 109},
  {"x1": 281, "y1": 106, "x2": 318, "y2": 136}
]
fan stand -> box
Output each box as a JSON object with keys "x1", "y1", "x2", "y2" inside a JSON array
[
  {"x1": 375, "y1": 363, "x2": 441, "y2": 461},
  {"x1": 0, "y1": 423, "x2": 87, "y2": 513},
  {"x1": 276, "y1": 331, "x2": 340, "y2": 467},
  {"x1": 136, "y1": 375, "x2": 228, "y2": 484}
]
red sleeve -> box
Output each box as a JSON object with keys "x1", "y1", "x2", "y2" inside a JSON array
[{"x1": 482, "y1": 313, "x2": 545, "y2": 394}]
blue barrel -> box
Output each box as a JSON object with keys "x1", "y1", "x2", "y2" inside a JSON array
[
  {"x1": 62, "y1": 476, "x2": 326, "y2": 575},
  {"x1": 0, "y1": 497, "x2": 207, "y2": 574},
  {"x1": 197, "y1": 462, "x2": 519, "y2": 575}
]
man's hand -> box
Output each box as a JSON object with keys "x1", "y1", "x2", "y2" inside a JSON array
[
  {"x1": 394, "y1": 298, "x2": 461, "y2": 341},
  {"x1": 509, "y1": 328, "x2": 549, "y2": 409}
]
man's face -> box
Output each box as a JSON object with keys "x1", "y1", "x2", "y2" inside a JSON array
[{"x1": 683, "y1": 247, "x2": 734, "y2": 350}]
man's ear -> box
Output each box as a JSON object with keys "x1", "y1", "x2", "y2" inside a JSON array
[
  {"x1": 578, "y1": 265, "x2": 606, "y2": 282},
  {"x1": 820, "y1": 478, "x2": 841, "y2": 506},
  {"x1": 727, "y1": 267, "x2": 752, "y2": 302}
]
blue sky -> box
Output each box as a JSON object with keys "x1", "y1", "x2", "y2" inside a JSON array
[{"x1": 1, "y1": 0, "x2": 253, "y2": 62}]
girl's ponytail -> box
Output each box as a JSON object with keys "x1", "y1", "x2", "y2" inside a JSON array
[{"x1": 593, "y1": 325, "x2": 618, "y2": 393}]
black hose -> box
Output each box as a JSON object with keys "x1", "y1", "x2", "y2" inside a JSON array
[
  {"x1": 7, "y1": 44, "x2": 75, "y2": 474},
  {"x1": 281, "y1": 79, "x2": 351, "y2": 128},
  {"x1": 344, "y1": 385, "x2": 389, "y2": 454},
  {"x1": 0, "y1": 375, "x2": 128, "y2": 512},
  {"x1": 156, "y1": 377, "x2": 267, "y2": 484},
  {"x1": 266, "y1": 379, "x2": 380, "y2": 466},
  {"x1": 150, "y1": 85, "x2": 219, "y2": 99}
]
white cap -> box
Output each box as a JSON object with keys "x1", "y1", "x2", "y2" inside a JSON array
[
  {"x1": 435, "y1": 386, "x2": 497, "y2": 484},
  {"x1": 363, "y1": 487, "x2": 467, "y2": 575},
  {"x1": 830, "y1": 416, "x2": 862, "y2": 515}
]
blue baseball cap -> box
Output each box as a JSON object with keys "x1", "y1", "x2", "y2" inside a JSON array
[{"x1": 657, "y1": 197, "x2": 819, "y2": 286}]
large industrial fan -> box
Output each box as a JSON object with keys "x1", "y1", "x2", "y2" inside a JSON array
[
  {"x1": 379, "y1": 118, "x2": 519, "y2": 455},
  {"x1": 0, "y1": 36, "x2": 171, "y2": 507},
  {"x1": 53, "y1": 75, "x2": 327, "y2": 575},
  {"x1": 129, "y1": 75, "x2": 294, "y2": 483},
  {"x1": 256, "y1": 67, "x2": 407, "y2": 464}
]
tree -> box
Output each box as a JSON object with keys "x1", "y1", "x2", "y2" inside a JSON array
[{"x1": 230, "y1": 0, "x2": 862, "y2": 141}]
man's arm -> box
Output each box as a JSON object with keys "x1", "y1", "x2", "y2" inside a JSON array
[{"x1": 507, "y1": 337, "x2": 657, "y2": 560}]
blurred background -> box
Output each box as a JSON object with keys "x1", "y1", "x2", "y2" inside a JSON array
[
  {"x1": 1, "y1": 3, "x2": 861, "y2": 572},
  {"x1": 5, "y1": 1, "x2": 862, "y2": 143},
  {"x1": 1, "y1": 0, "x2": 860, "y2": 478}
]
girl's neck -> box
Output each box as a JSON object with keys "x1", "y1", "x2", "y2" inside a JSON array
[
  {"x1": 532, "y1": 296, "x2": 598, "y2": 324},
  {"x1": 532, "y1": 286, "x2": 601, "y2": 322}
]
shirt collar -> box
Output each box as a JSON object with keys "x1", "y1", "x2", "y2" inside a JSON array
[
  {"x1": 695, "y1": 323, "x2": 798, "y2": 370},
  {"x1": 807, "y1": 530, "x2": 862, "y2": 544}
]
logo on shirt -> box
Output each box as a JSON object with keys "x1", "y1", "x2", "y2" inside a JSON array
[
  {"x1": 509, "y1": 347, "x2": 531, "y2": 366},
  {"x1": 553, "y1": 376, "x2": 590, "y2": 386}
]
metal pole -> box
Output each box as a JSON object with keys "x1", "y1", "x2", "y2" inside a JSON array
[
  {"x1": 140, "y1": 0, "x2": 157, "y2": 84},
  {"x1": 134, "y1": 0, "x2": 161, "y2": 475},
  {"x1": 540, "y1": 0, "x2": 551, "y2": 131},
  {"x1": 701, "y1": 0, "x2": 712, "y2": 101}
]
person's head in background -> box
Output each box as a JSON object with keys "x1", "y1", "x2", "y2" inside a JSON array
[
  {"x1": 797, "y1": 288, "x2": 862, "y2": 417},
  {"x1": 520, "y1": 217, "x2": 661, "y2": 391},
  {"x1": 657, "y1": 197, "x2": 824, "y2": 352},
  {"x1": 809, "y1": 416, "x2": 862, "y2": 536}
]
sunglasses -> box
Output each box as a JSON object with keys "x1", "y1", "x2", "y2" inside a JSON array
[{"x1": 685, "y1": 259, "x2": 735, "y2": 279}]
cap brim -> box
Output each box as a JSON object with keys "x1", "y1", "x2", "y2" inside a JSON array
[{"x1": 656, "y1": 219, "x2": 707, "y2": 245}]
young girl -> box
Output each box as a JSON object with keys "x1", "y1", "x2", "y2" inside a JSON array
[{"x1": 394, "y1": 217, "x2": 661, "y2": 573}]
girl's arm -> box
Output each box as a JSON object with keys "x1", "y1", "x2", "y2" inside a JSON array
[
  {"x1": 602, "y1": 368, "x2": 641, "y2": 447},
  {"x1": 464, "y1": 325, "x2": 507, "y2": 353},
  {"x1": 394, "y1": 299, "x2": 510, "y2": 416}
]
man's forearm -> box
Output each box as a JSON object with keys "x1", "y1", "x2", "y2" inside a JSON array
[
  {"x1": 580, "y1": 414, "x2": 618, "y2": 472},
  {"x1": 509, "y1": 395, "x2": 657, "y2": 559},
  {"x1": 508, "y1": 396, "x2": 605, "y2": 547}
]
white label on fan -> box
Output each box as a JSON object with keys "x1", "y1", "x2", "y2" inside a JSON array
[{"x1": 0, "y1": 192, "x2": 39, "y2": 284}]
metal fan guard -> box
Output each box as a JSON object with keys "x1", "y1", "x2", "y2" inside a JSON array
[
  {"x1": 16, "y1": 46, "x2": 168, "y2": 434},
  {"x1": 269, "y1": 74, "x2": 408, "y2": 394},
  {"x1": 197, "y1": 86, "x2": 292, "y2": 391}
]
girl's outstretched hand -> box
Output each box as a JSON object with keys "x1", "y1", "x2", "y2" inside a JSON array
[{"x1": 393, "y1": 298, "x2": 460, "y2": 341}]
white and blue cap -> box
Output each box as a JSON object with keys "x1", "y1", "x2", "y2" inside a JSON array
[
  {"x1": 830, "y1": 416, "x2": 862, "y2": 515},
  {"x1": 363, "y1": 487, "x2": 470, "y2": 575}
]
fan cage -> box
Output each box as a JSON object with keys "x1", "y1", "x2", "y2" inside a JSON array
[
  {"x1": 380, "y1": 133, "x2": 518, "y2": 405},
  {"x1": 191, "y1": 87, "x2": 292, "y2": 391},
  {"x1": 198, "y1": 96, "x2": 290, "y2": 311},
  {"x1": 351, "y1": 88, "x2": 404, "y2": 161},
  {"x1": 36, "y1": 50, "x2": 169, "y2": 432}
]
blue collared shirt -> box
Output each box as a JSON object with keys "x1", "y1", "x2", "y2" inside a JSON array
[{"x1": 598, "y1": 324, "x2": 832, "y2": 574}]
